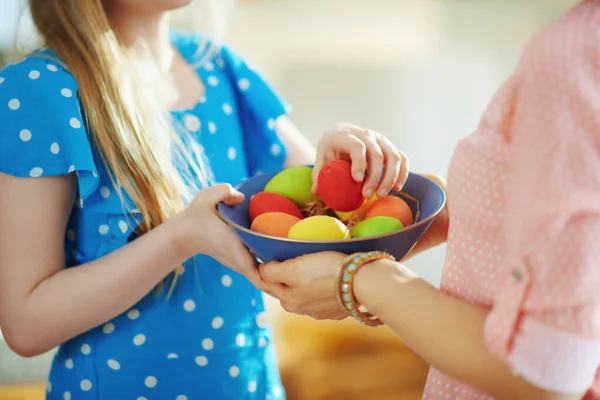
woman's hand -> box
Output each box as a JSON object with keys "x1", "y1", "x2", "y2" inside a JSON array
[
  {"x1": 312, "y1": 123, "x2": 409, "y2": 198},
  {"x1": 259, "y1": 252, "x2": 349, "y2": 320},
  {"x1": 176, "y1": 184, "x2": 265, "y2": 290}
]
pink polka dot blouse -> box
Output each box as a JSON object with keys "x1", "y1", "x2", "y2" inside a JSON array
[{"x1": 424, "y1": 1, "x2": 600, "y2": 398}]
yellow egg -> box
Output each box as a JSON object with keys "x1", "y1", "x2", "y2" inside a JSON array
[
  {"x1": 287, "y1": 216, "x2": 349, "y2": 241},
  {"x1": 335, "y1": 194, "x2": 378, "y2": 222}
]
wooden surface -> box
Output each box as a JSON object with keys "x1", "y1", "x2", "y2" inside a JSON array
[
  {"x1": 0, "y1": 384, "x2": 45, "y2": 400},
  {"x1": 273, "y1": 313, "x2": 429, "y2": 400}
]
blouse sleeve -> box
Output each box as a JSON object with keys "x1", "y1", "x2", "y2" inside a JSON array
[
  {"x1": 219, "y1": 44, "x2": 290, "y2": 176},
  {"x1": 484, "y1": 24, "x2": 600, "y2": 394},
  {"x1": 0, "y1": 56, "x2": 100, "y2": 201}
]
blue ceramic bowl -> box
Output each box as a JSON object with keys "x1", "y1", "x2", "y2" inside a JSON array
[{"x1": 218, "y1": 171, "x2": 446, "y2": 262}]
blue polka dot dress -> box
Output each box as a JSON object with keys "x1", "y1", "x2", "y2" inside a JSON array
[{"x1": 0, "y1": 31, "x2": 288, "y2": 400}]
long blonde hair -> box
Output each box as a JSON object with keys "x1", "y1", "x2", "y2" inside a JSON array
[{"x1": 29, "y1": 0, "x2": 214, "y2": 292}]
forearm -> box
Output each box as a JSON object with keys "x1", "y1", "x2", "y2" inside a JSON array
[
  {"x1": 276, "y1": 116, "x2": 317, "y2": 167},
  {"x1": 353, "y1": 260, "x2": 582, "y2": 400},
  {"x1": 7, "y1": 216, "x2": 190, "y2": 356}
]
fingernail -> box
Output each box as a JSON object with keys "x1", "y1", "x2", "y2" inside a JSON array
[
  {"x1": 378, "y1": 189, "x2": 388, "y2": 198},
  {"x1": 364, "y1": 189, "x2": 373, "y2": 198},
  {"x1": 354, "y1": 171, "x2": 364, "y2": 182}
]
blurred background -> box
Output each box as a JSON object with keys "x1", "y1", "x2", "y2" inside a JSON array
[{"x1": 0, "y1": 0, "x2": 580, "y2": 399}]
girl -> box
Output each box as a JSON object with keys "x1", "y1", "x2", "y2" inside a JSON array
[
  {"x1": 0, "y1": 0, "x2": 407, "y2": 399},
  {"x1": 260, "y1": 1, "x2": 600, "y2": 399}
]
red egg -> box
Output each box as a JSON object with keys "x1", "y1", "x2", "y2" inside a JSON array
[
  {"x1": 317, "y1": 160, "x2": 365, "y2": 212},
  {"x1": 365, "y1": 195, "x2": 413, "y2": 227},
  {"x1": 248, "y1": 192, "x2": 303, "y2": 221}
]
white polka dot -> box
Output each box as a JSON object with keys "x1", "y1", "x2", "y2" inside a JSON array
[
  {"x1": 61, "y1": 88, "x2": 73, "y2": 97},
  {"x1": 80, "y1": 344, "x2": 91, "y2": 355},
  {"x1": 63, "y1": 391, "x2": 71, "y2": 400},
  {"x1": 223, "y1": 103, "x2": 232, "y2": 115},
  {"x1": 29, "y1": 70, "x2": 40, "y2": 80},
  {"x1": 68, "y1": 165, "x2": 75, "y2": 173},
  {"x1": 98, "y1": 224, "x2": 109, "y2": 235},
  {"x1": 80, "y1": 379, "x2": 92, "y2": 391},
  {"x1": 144, "y1": 376, "x2": 157, "y2": 388},
  {"x1": 0, "y1": 77, "x2": 4, "y2": 84},
  {"x1": 238, "y1": 78, "x2": 250, "y2": 91},
  {"x1": 19, "y1": 129, "x2": 31, "y2": 142},
  {"x1": 208, "y1": 122, "x2": 217, "y2": 134},
  {"x1": 195, "y1": 356, "x2": 208, "y2": 366},
  {"x1": 65, "y1": 358, "x2": 74, "y2": 369},
  {"x1": 50, "y1": 143, "x2": 60, "y2": 154},
  {"x1": 127, "y1": 309, "x2": 139, "y2": 320},
  {"x1": 256, "y1": 312, "x2": 269, "y2": 328},
  {"x1": 258, "y1": 337, "x2": 267, "y2": 348},
  {"x1": 8, "y1": 99, "x2": 20, "y2": 110},
  {"x1": 248, "y1": 381, "x2": 257, "y2": 393},
  {"x1": 92, "y1": 172, "x2": 98, "y2": 177},
  {"x1": 216, "y1": 58, "x2": 225, "y2": 68},
  {"x1": 227, "y1": 147, "x2": 237, "y2": 161},
  {"x1": 137, "y1": 397, "x2": 147, "y2": 400},
  {"x1": 211, "y1": 317, "x2": 224, "y2": 329},
  {"x1": 184, "y1": 114, "x2": 201, "y2": 132},
  {"x1": 167, "y1": 353, "x2": 179, "y2": 359},
  {"x1": 29, "y1": 167, "x2": 43, "y2": 177},
  {"x1": 251, "y1": 299, "x2": 257, "y2": 306},
  {"x1": 67, "y1": 230, "x2": 76, "y2": 242},
  {"x1": 273, "y1": 386, "x2": 283, "y2": 397},
  {"x1": 176, "y1": 396, "x2": 188, "y2": 400},
  {"x1": 221, "y1": 275, "x2": 232, "y2": 287},
  {"x1": 270, "y1": 144, "x2": 281, "y2": 156},
  {"x1": 47, "y1": 381, "x2": 52, "y2": 392},
  {"x1": 107, "y1": 359, "x2": 120, "y2": 370},
  {"x1": 183, "y1": 299, "x2": 196, "y2": 312},
  {"x1": 133, "y1": 334, "x2": 146, "y2": 346},
  {"x1": 47, "y1": 64, "x2": 58, "y2": 72},
  {"x1": 100, "y1": 186, "x2": 110, "y2": 198},
  {"x1": 204, "y1": 62, "x2": 215, "y2": 71},
  {"x1": 229, "y1": 365, "x2": 240, "y2": 377},
  {"x1": 267, "y1": 118, "x2": 276, "y2": 130},
  {"x1": 119, "y1": 220, "x2": 128, "y2": 233},
  {"x1": 207, "y1": 76, "x2": 219, "y2": 86},
  {"x1": 202, "y1": 338, "x2": 214, "y2": 350},
  {"x1": 236, "y1": 333, "x2": 246, "y2": 347},
  {"x1": 70, "y1": 118, "x2": 81, "y2": 129}
]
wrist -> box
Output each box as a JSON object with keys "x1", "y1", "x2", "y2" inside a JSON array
[
  {"x1": 353, "y1": 258, "x2": 414, "y2": 315},
  {"x1": 164, "y1": 211, "x2": 199, "y2": 261}
]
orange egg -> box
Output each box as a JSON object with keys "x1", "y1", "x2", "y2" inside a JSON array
[
  {"x1": 365, "y1": 195, "x2": 413, "y2": 227},
  {"x1": 250, "y1": 212, "x2": 302, "y2": 238}
]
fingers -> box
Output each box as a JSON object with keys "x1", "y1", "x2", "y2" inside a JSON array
[
  {"x1": 395, "y1": 151, "x2": 410, "y2": 191},
  {"x1": 201, "y1": 184, "x2": 245, "y2": 206},
  {"x1": 340, "y1": 135, "x2": 367, "y2": 182},
  {"x1": 361, "y1": 131, "x2": 384, "y2": 199},
  {"x1": 259, "y1": 260, "x2": 295, "y2": 286},
  {"x1": 376, "y1": 136, "x2": 402, "y2": 196}
]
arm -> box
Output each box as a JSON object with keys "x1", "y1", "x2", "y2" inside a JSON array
[
  {"x1": 354, "y1": 260, "x2": 584, "y2": 400},
  {"x1": 276, "y1": 116, "x2": 317, "y2": 167},
  {"x1": 0, "y1": 173, "x2": 191, "y2": 357},
  {"x1": 0, "y1": 174, "x2": 253, "y2": 357}
]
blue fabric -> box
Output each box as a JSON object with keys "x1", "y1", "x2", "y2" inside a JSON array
[{"x1": 0, "y1": 32, "x2": 288, "y2": 399}]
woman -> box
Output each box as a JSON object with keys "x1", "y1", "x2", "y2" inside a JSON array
[
  {"x1": 0, "y1": 0, "x2": 407, "y2": 398},
  {"x1": 260, "y1": 1, "x2": 600, "y2": 399}
]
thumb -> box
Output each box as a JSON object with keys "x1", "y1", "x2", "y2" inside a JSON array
[{"x1": 200, "y1": 183, "x2": 245, "y2": 206}]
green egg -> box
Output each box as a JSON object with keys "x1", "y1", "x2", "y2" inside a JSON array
[
  {"x1": 264, "y1": 166, "x2": 316, "y2": 207},
  {"x1": 350, "y1": 216, "x2": 404, "y2": 238}
]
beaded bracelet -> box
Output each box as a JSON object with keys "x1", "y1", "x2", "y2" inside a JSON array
[{"x1": 335, "y1": 251, "x2": 396, "y2": 327}]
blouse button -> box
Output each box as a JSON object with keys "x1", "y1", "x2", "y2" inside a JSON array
[{"x1": 511, "y1": 269, "x2": 523, "y2": 283}]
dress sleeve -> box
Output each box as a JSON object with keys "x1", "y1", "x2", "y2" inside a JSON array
[
  {"x1": 219, "y1": 44, "x2": 290, "y2": 176},
  {"x1": 0, "y1": 57, "x2": 100, "y2": 201},
  {"x1": 483, "y1": 24, "x2": 600, "y2": 393}
]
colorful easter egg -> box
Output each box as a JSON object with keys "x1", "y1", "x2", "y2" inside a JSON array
[
  {"x1": 365, "y1": 195, "x2": 413, "y2": 227},
  {"x1": 287, "y1": 215, "x2": 349, "y2": 241},
  {"x1": 317, "y1": 160, "x2": 365, "y2": 212},
  {"x1": 264, "y1": 166, "x2": 316, "y2": 207},
  {"x1": 335, "y1": 194, "x2": 378, "y2": 223},
  {"x1": 249, "y1": 192, "x2": 303, "y2": 221},
  {"x1": 350, "y1": 216, "x2": 404, "y2": 238},
  {"x1": 250, "y1": 212, "x2": 302, "y2": 238}
]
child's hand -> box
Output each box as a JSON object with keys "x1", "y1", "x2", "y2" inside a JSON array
[{"x1": 312, "y1": 122, "x2": 409, "y2": 199}]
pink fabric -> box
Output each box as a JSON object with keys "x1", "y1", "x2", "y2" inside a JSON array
[{"x1": 423, "y1": 1, "x2": 600, "y2": 398}]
